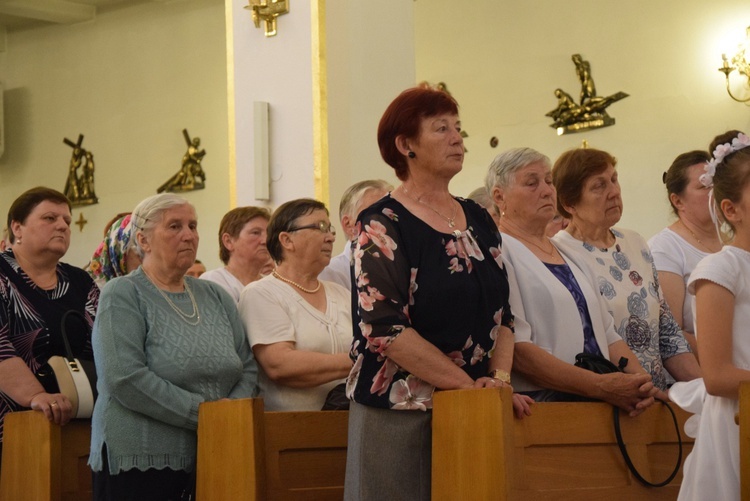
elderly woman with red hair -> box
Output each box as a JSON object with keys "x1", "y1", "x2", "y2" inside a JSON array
[{"x1": 343, "y1": 85, "x2": 532, "y2": 501}]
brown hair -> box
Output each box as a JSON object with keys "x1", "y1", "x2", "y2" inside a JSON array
[
  {"x1": 377, "y1": 85, "x2": 459, "y2": 181},
  {"x1": 552, "y1": 148, "x2": 617, "y2": 218},
  {"x1": 709, "y1": 131, "x2": 750, "y2": 238},
  {"x1": 7, "y1": 187, "x2": 71, "y2": 244},
  {"x1": 267, "y1": 199, "x2": 328, "y2": 263},
  {"x1": 662, "y1": 150, "x2": 710, "y2": 217},
  {"x1": 218, "y1": 206, "x2": 271, "y2": 264}
]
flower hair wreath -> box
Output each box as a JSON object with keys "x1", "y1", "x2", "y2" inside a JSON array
[{"x1": 700, "y1": 132, "x2": 750, "y2": 188}]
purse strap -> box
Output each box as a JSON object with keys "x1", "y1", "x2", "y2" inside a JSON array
[
  {"x1": 60, "y1": 310, "x2": 86, "y2": 362},
  {"x1": 612, "y1": 398, "x2": 682, "y2": 487}
]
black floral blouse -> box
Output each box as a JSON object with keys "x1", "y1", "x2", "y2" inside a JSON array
[{"x1": 346, "y1": 195, "x2": 514, "y2": 410}]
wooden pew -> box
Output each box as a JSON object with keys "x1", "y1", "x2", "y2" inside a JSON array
[
  {"x1": 196, "y1": 398, "x2": 348, "y2": 500},
  {"x1": 0, "y1": 411, "x2": 92, "y2": 501},
  {"x1": 432, "y1": 387, "x2": 693, "y2": 501}
]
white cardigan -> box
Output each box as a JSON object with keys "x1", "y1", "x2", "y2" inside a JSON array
[{"x1": 501, "y1": 234, "x2": 621, "y2": 393}]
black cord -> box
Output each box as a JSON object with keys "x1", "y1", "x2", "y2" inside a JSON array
[{"x1": 613, "y1": 398, "x2": 683, "y2": 487}]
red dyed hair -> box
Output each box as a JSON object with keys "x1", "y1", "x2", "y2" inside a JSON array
[{"x1": 377, "y1": 85, "x2": 459, "y2": 180}]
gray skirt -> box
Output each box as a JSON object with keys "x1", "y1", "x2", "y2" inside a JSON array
[{"x1": 344, "y1": 401, "x2": 432, "y2": 501}]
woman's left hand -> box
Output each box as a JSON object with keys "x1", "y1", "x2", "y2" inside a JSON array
[{"x1": 30, "y1": 392, "x2": 73, "y2": 426}]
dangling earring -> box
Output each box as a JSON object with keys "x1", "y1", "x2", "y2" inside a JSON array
[{"x1": 408, "y1": 151, "x2": 416, "y2": 159}]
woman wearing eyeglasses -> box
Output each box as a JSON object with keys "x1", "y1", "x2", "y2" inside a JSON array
[{"x1": 238, "y1": 198, "x2": 352, "y2": 411}]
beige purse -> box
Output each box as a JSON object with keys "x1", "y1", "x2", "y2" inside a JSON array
[{"x1": 35, "y1": 310, "x2": 97, "y2": 419}]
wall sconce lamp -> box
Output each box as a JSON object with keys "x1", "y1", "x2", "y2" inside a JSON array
[
  {"x1": 719, "y1": 26, "x2": 750, "y2": 104},
  {"x1": 246, "y1": 0, "x2": 289, "y2": 37}
]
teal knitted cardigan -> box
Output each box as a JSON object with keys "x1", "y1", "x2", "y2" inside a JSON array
[{"x1": 88, "y1": 267, "x2": 258, "y2": 474}]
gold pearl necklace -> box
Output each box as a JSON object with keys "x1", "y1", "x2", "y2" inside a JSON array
[
  {"x1": 143, "y1": 269, "x2": 201, "y2": 325},
  {"x1": 401, "y1": 185, "x2": 457, "y2": 228},
  {"x1": 272, "y1": 270, "x2": 321, "y2": 294}
]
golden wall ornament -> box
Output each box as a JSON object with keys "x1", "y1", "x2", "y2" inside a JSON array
[
  {"x1": 158, "y1": 129, "x2": 207, "y2": 193},
  {"x1": 246, "y1": 0, "x2": 289, "y2": 37},
  {"x1": 546, "y1": 54, "x2": 629, "y2": 135},
  {"x1": 63, "y1": 134, "x2": 98, "y2": 207}
]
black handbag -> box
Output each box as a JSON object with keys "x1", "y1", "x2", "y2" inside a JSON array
[
  {"x1": 574, "y1": 352, "x2": 682, "y2": 487},
  {"x1": 321, "y1": 383, "x2": 349, "y2": 411},
  {"x1": 35, "y1": 310, "x2": 98, "y2": 419}
]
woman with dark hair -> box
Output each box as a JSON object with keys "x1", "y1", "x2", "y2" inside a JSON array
[
  {"x1": 551, "y1": 148, "x2": 701, "y2": 392},
  {"x1": 238, "y1": 198, "x2": 352, "y2": 411},
  {"x1": 671, "y1": 130, "x2": 750, "y2": 500},
  {"x1": 201, "y1": 206, "x2": 271, "y2": 302},
  {"x1": 0, "y1": 187, "x2": 98, "y2": 468},
  {"x1": 648, "y1": 149, "x2": 718, "y2": 356},
  {"x1": 344, "y1": 86, "x2": 531, "y2": 501}
]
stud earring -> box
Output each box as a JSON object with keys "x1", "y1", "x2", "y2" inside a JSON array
[{"x1": 408, "y1": 151, "x2": 416, "y2": 159}]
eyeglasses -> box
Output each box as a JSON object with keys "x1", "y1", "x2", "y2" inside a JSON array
[{"x1": 287, "y1": 221, "x2": 336, "y2": 236}]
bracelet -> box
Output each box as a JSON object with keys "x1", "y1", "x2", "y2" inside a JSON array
[{"x1": 488, "y1": 369, "x2": 511, "y2": 384}]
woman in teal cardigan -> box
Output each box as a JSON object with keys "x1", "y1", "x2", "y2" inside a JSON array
[{"x1": 89, "y1": 194, "x2": 259, "y2": 500}]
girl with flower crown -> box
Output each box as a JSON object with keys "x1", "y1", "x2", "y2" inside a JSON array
[{"x1": 671, "y1": 130, "x2": 750, "y2": 501}]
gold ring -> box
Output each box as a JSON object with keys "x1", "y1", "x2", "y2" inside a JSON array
[{"x1": 50, "y1": 401, "x2": 58, "y2": 407}]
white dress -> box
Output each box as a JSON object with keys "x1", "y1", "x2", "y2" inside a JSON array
[
  {"x1": 675, "y1": 245, "x2": 750, "y2": 500},
  {"x1": 648, "y1": 228, "x2": 709, "y2": 334},
  {"x1": 238, "y1": 275, "x2": 352, "y2": 411}
]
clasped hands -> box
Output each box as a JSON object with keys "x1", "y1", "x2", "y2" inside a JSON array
[{"x1": 597, "y1": 372, "x2": 659, "y2": 417}]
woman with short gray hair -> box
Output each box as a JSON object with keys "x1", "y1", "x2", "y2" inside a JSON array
[{"x1": 89, "y1": 193, "x2": 259, "y2": 500}]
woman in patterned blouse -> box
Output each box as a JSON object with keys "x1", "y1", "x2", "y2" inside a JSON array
[
  {"x1": 0, "y1": 187, "x2": 99, "y2": 470},
  {"x1": 343, "y1": 85, "x2": 532, "y2": 501},
  {"x1": 551, "y1": 147, "x2": 701, "y2": 391}
]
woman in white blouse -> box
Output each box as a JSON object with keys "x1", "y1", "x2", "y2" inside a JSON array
[
  {"x1": 649, "y1": 149, "x2": 722, "y2": 357},
  {"x1": 486, "y1": 147, "x2": 658, "y2": 414},
  {"x1": 238, "y1": 198, "x2": 352, "y2": 411}
]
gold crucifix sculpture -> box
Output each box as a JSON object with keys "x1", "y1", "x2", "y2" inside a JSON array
[
  {"x1": 75, "y1": 213, "x2": 88, "y2": 232},
  {"x1": 246, "y1": 0, "x2": 289, "y2": 37}
]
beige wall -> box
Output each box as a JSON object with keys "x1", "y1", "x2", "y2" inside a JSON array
[
  {"x1": 5, "y1": 0, "x2": 750, "y2": 272},
  {"x1": 0, "y1": 0, "x2": 229, "y2": 269},
  {"x1": 415, "y1": 0, "x2": 750, "y2": 239}
]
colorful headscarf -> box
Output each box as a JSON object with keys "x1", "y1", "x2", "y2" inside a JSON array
[{"x1": 88, "y1": 214, "x2": 135, "y2": 288}]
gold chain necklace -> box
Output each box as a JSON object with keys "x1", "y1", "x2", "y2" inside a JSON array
[
  {"x1": 513, "y1": 233, "x2": 557, "y2": 257},
  {"x1": 272, "y1": 270, "x2": 321, "y2": 294},
  {"x1": 679, "y1": 219, "x2": 717, "y2": 253},
  {"x1": 143, "y1": 270, "x2": 201, "y2": 325},
  {"x1": 401, "y1": 185, "x2": 457, "y2": 228}
]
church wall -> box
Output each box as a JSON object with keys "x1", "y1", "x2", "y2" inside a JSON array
[
  {"x1": 229, "y1": 0, "x2": 414, "y2": 254},
  {"x1": 415, "y1": 0, "x2": 750, "y2": 239},
  {"x1": 0, "y1": 0, "x2": 229, "y2": 270}
]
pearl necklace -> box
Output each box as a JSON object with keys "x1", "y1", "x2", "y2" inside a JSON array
[
  {"x1": 143, "y1": 270, "x2": 201, "y2": 325},
  {"x1": 272, "y1": 270, "x2": 321, "y2": 294},
  {"x1": 401, "y1": 185, "x2": 457, "y2": 228}
]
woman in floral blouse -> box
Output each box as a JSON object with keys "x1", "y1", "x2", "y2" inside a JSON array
[
  {"x1": 551, "y1": 147, "x2": 701, "y2": 391},
  {"x1": 343, "y1": 85, "x2": 532, "y2": 501}
]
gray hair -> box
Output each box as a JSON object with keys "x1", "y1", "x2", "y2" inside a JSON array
[
  {"x1": 131, "y1": 193, "x2": 193, "y2": 259},
  {"x1": 485, "y1": 148, "x2": 551, "y2": 192},
  {"x1": 467, "y1": 186, "x2": 500, "y2": 219},
  {"x1": 339, "y1": 179, "x2": 393, "y2": 220}
]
